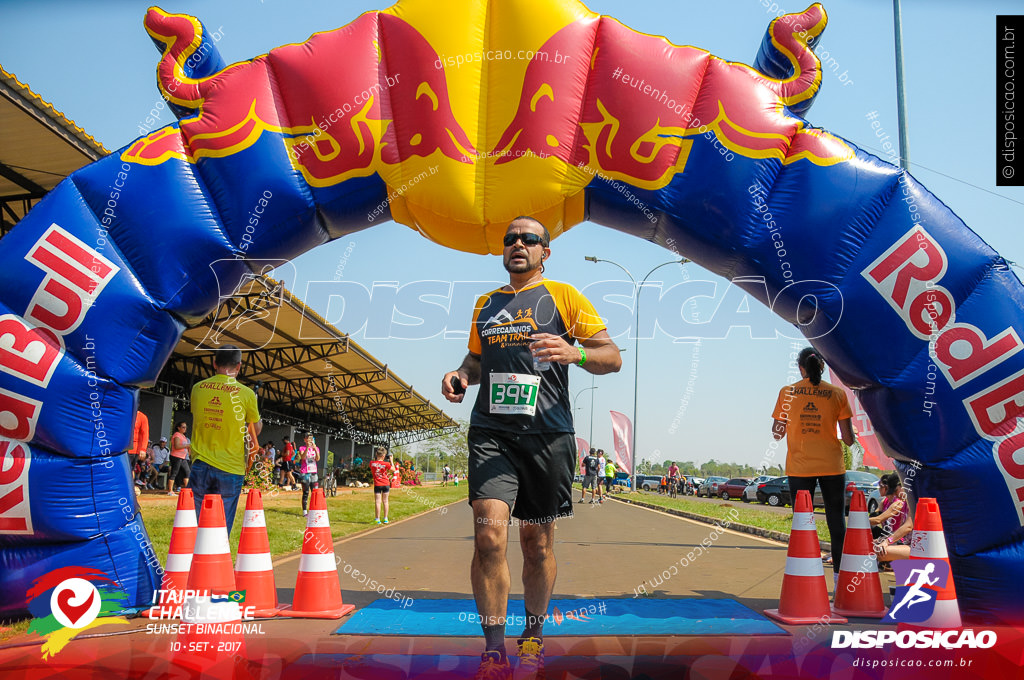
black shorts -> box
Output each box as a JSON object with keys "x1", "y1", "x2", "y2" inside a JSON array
[
  {"x1": 468, "y1": 427, "x2": 575, "y2": 523},
  {"x1": 374, "y1": 485, "x2": 390, "y2": 494}
]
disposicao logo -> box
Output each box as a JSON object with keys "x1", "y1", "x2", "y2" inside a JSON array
[
  {"x1": 26, "y1": 566, "x2": 130, "y2": 659},
  {"x1": 831, "y1": 559, "x2": 997, "y2": 650}
]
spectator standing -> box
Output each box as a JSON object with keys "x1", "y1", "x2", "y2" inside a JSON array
[
  {"x1": 369, "y1": 446, "x2": 394, "y2": 524},
  {"x1": 442, "y1": 464, "x2": 451, "y2": 487},
  {"x1": 190, "y1": 345, "x2": 261, "y2": 534},
  {"x1": 168, "y1": 421, "x2": 191, "y2": 495},
  {"x1": 772, "y1": 347, "x2": 854, "y2": 586},
  {"x1": 579, "y1": 449, "x2": 600, "y2": 504},
  {"x1": 281, "y1": 437, "x2": 297, "y2": 490},
  {"x1": 604, "y1": 457, "x2": 618, "y2": 495},
  {"x1": 297, "y1": 433, "x2": 321, "y2": 517},
  {"x1": 595, "y1": 450, "x2": 607, "y2": 504}
]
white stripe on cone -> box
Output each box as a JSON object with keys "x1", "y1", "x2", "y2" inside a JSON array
[
  {"x1": 298, "y1": 552, "x2": 338, "y2": 573},
  {"x1": 785, "y1": 556, "x2": 825, "y2": 577},
  {"x1": 792, "y1": 512, "x2": 816, "y2": 532},
  {"x1": 193, "y1": 527, "x2": 230, "y2": 555},
  {"x1": 166, "y1": 553, "x2": 194, "y2": 573},
  {"x1": 243, "y1": 510, "x2": 265, "y2": 528},
  {"x1": 923, "y1": 597, "x2": 962, "y2": 629},
  {"x1": 306, "y1": 510, "x2": 330, "y2": 528},
  {"x1": 847, "y1": 513, "x2": 870, "y2": 530},
  {"x1": 910, "y1": 530, "x2": 948, "y2": 559},
  {"x1": 840, "y1": 552, "x2": 878, "y2": 574},
  {"x1": 235, "y1": 552, "x2": 274, "y2": 572},
  {"x1": 174, "y1": 510, "x2": 198, "y2": 527}
]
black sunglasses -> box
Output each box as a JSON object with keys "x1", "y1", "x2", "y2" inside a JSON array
[{"x1": 503, "y1": 232, "x2": 547, "y2": 248}]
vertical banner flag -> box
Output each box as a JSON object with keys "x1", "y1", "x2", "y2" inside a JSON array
[
  {"x1": 609, "y1": 411, "x2": 633, "y2": 473},
  {"x1": 826, "y1": 370, "x2": 888, "y2": 469},
  {"x1": 576, "y1": 437, "x2": 590, "y2": 474}
]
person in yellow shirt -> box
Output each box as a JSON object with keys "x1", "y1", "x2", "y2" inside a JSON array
[
  {"x1": 772, "y1": 347, "x2": 854, "y2": 583},
  {"x1": 190, "y1": 344, "x2": 261, "y2": 534}
]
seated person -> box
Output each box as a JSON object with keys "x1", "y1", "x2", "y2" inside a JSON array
[
  {"x1": 871, "y1": 472, "x2": 914, "y2": 565},
  {"x1": 135, "y1": 450, "x2": 159, "y2": 489},
  {"x1": 151, "y1": 437, "x2": 171, "y2": 475}
]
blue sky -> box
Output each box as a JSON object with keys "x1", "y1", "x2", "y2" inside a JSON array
[{"x1": 2, "y1": 0, "x2": 1022, "y2": 468}]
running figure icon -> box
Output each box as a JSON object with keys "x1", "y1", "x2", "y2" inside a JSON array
[{"x1": 888, "y1": 562, "x2": 940, "y2": 618}]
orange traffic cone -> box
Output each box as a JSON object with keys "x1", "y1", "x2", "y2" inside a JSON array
[
  {"x1": 188, "y1": 494, "x2": 236, "y2": 595},
  {"x1": 234, "y1": 489, "x2": 281, "y2": 617},
  {"x1": 896, "y1": 497, "x2": 961, "y2": 630},
  {"x1": 281, "y1": 489, "x2": 355, "y2": 619},
  {"x1": 832, "y1": 490, "x2": 887, "y2": 618},
  {"x1": 391, "y1": 467, "x2": 401, "y2": 488},
  {"x1": 141, "y1": 489, "x2": 198, "y2": 618},
  {"x1": 172, "y1": 593, "x2": 246, "y2": 677},
  {"x1": 765, "y1": 489, "x2": 848, "y2": 625}
]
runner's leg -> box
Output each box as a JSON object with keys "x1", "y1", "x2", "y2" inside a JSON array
[{"x1": 472, "y1": 498, "x2": 512, "y2": 652}]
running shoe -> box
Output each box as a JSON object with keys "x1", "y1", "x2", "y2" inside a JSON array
[
  {"x1": 516, "y1": 637, "x2": 545, "y2": 679},
  {"x1": 375, "y1": 518, "x2": 382, "y2": 524},
  {"x1": 303, "y1": 510, "x2": 308, "y2": 517},
  {"x1": 473, "y1": 651, "x2": 512, "y2": 680},
  {"x1": 383, "y1": 518, "x2": 389, "y2": 524}
]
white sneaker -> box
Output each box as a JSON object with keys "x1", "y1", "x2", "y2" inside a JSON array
[{"x1": 303, "y1": 510, "x2": 308, "y2": 517}]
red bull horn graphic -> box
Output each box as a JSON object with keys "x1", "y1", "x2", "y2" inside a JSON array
[{"x1": 2, "y1": 0, "x2": 1024, "y2": 629}]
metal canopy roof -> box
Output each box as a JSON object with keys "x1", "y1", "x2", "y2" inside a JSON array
[
  {"x1": 0, "y1": 65, "x2": 108, "y2": 236},
  {"x1": 159, "y1": 273, "x2": 456, "y2": 447}
]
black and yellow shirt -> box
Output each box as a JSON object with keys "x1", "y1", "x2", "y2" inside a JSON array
[{"x1": 468, "y1": 279, "x2": 606, "y2": 432}]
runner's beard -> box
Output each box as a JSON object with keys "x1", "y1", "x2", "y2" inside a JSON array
[{"x1": 504, "y1": 250, "x2": 541, "y2": 274}]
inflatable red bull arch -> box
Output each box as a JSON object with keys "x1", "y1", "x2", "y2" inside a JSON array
[{"x1": 1, "y1": 0, "x2": 1023, "y2": 624}]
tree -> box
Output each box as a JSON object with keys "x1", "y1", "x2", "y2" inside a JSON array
[{"x1": 410, "y1": 419, "x2": 469, "y2": 475}]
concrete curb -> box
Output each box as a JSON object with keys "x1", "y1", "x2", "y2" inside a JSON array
[{"x1": 609, "y1": 495, "x2": 831, "y2": 551}]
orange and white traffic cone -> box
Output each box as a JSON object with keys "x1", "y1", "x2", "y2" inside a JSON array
[
  {"x1": 234, "y1": 489, "x2": 280, "y2": 617},
  {"x1": 832, "y1": 490, "x2": 887, "y2": 618},
  {"x1": 391, "y1": 467, "x2": 401, "y2": 488},
  {"x1": 765, "y1": 489, "x2": 848, "y2": 625},
  {"x1": 141, "y1": 489, "x2": 198, "y2": 618},
  {"x1": 281, "y1": 489, "x2": 355, "y2": 619},
  {"x1": 188, "y1": 493, "x2": 236, "y2": 596},
  {"x1": 897, "y1": 497, "x2": 961, "y2": 630},
  {"x1": 172, "y1": 593, "x2": 246, "y2": 677}
]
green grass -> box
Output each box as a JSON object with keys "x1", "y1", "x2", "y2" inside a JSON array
[
  {"x1": 140, "y1": 483, "x2": 468, "y2": 566},
  {"x1": 619, "y1": 492, "x2": 831, "y2": 543}
]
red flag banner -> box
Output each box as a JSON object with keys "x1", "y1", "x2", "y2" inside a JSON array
[
  {"x1": 609, "y1": 411, "x2": 632, "y2": 473},
  {"x1": 576, "y1": 437, "x2": 590, "y2": 474},
  {"x1": 826, "y1": 370, "x2": 888, "y2": 469}
]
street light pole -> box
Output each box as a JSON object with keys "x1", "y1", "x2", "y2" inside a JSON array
[
  {"x1": 573, "y1": 385, "x2": 599, "y2": 445},
  {"x1": 585, "y1": 255, "x2": 688, "y2": 483}
]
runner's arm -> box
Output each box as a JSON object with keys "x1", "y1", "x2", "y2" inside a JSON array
[
  {"x1": 442, "y1": 352, "x2": 481, "y2": 403},
  {"x1": 529, "y1": 330, "x2": 621, "y2": 375},
  {"x1": 838, "y1": 418, "x2": 854, "y2": 446},
  {"x1": 772, "y1": 419, "x2": 787, "y2": 440}
]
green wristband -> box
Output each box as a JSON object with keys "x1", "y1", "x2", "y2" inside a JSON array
[{"x1": 577, "y1": 347, "x2": 587, "y2": 366}]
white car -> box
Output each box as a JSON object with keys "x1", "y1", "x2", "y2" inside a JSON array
[{"x1": 742, "y1": 475, "x2": 775, "y2": 502}]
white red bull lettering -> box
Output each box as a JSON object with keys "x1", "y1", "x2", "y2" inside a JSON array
[
  {"x1": 864, "y1": 227, "x2": 1024, "y2": 522},
  {"x1": 0, "y1": 438, "x2": 32, "y2": 535}
]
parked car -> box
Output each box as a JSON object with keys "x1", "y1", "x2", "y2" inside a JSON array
[
  {"x1": 696, "y1": 476, "x2": 729, "y2": 497},
  {"x1": 742, "y1": 475, "x2": 775, "y2": 502},
  {"x1": 755, "y1": 472, "x2": 882, "y2": 513},
  {"x1": 756, "y1": 476, "x2": 791, "y2": 506},
  {"x1": 837, "y1": 470, "x2": 882, "y2": 514},
  {"x1": 718, "y1": 477, "x2": 751, "y2": 500},
  {"x1": 634, "y1": 474, "x2": 663, "y2": 492}
]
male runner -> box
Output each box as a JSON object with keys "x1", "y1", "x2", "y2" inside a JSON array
[
  {"x1": 580, "y1": 448, "x2": 600, "y2": 504},
  {"x1": 442, "y1": 216, "x2": 622, "y2": 679}
]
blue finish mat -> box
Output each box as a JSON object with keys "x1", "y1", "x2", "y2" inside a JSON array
[{"x1": 334, "y1": 598, "x2": 788, "y2": 636}]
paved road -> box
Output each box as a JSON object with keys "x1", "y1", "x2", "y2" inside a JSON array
[{"x1": 270, "y1": 493, "x2": 795, "y2": 613}]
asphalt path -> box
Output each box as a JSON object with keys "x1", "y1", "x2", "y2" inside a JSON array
[{"x1": 268, "y1": 493, "x2": 797, "y2": 614}]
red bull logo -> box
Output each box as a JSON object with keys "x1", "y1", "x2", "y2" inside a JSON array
[
  {"x1": 493, "y1": 4, "x2": 851, "y2": 191},
  {"x1": 123, "y1": 9, "x2": 475, "y2": 188},
  {"x1": 120, "y1": 1, "x2": 852, "y2": 253}
]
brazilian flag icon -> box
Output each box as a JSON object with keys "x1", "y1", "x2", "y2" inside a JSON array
[{"x1": 227, "y1": 590, "x2": 246, "y2": 603}]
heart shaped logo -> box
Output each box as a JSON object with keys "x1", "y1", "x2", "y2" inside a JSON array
[{"x1": 50, "y1": 578, "x2": 101, "y2": 629}]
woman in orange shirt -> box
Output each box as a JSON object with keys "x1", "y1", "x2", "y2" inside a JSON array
[{"x1": 772, "y1": 347, "x2": 855, "y2": 582}]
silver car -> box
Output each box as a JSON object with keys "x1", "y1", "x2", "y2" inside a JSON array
[{"x1": 742, "y1": 475, "x2": 775, "y2": 502}]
